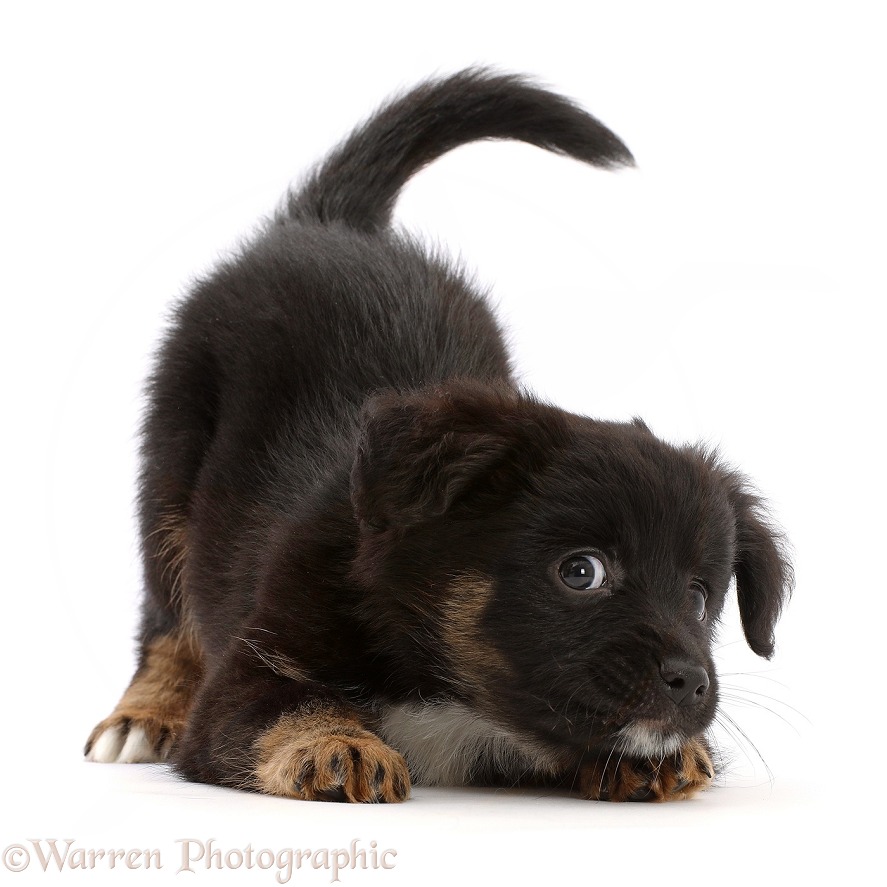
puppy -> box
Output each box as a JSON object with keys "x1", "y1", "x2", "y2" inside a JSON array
[{"x1": 85, "y1": 69, "x2": 792, "y2": 802}]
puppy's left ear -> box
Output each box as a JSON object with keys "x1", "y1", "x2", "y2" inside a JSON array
[
  {"x1": 724, "y1": 474, "x2": 794, "y2": 659},
  {"x1": 351, "y1": 383, "x2": 553, "y2": 530}
]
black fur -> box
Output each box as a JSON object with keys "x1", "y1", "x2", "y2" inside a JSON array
[{"x1": 90, "y1": 69, "x2": 792, "y2": 802}]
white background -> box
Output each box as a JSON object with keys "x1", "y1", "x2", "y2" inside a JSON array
[{"x1": 2, "y1": 1, "x2": 884, "y2": 884}]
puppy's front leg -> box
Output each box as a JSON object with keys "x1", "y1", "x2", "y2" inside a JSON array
[{"x1": 174, "y1": 641, "x2": 410, "y2": 803}]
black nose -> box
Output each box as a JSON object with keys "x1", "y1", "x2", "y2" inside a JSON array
[{"x1": 659, "y1": 658, "x2": 710, "y2": 707}]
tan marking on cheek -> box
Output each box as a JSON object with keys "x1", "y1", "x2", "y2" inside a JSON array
[
  {"x1": 441, "y1": 573, "x2": 509, "y2": 690},
  {"x1": 85, "y1": 631, "x2": 204, "y2": 761},
  {"x1": 255, "y1": 709, "x2": 410, "y2": 803}
]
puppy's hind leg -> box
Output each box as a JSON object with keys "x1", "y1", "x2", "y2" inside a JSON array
[
  {"x1": 85, "y1": 509, "x2": 204, "y2": 764},
  {"x1": 85, "y1": 628, "x2": 203, "y2": 763},
  {"x1": 86, "y1": 333, "x2": 217, "y2": 763}
]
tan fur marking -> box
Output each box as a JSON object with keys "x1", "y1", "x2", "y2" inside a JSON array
[
  {"x1": 236, "y1": 636, "x2": 309, "y2": 683},
  {"x1": 148, "y1": 508, "x2": 201, "y2": 650},
  {"x1": 151, "y1": 509, "x2": 189, "y2": 603},
  {"x1": 85, "y1": 631, "x2": 203, "y2": 761},
  {"x1": 442, "y1": 573, "x2": 509, "y2": 691},
  {"x1": 579, "y1": 736, "x2": 714, "y2": 802},
  {"x1": 255, "y1": 709, "x2": 410, "y2": 803}
]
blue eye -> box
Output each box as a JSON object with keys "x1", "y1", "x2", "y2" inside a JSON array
[
  {"x1": 690, "y1": 582, "x2": 707, "y2": 620},
  {"x1": 559, "y1": 555, "x2": 607, "y2": 590}
]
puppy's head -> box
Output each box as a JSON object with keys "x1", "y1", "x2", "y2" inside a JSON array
[{"x1": 350, "y1": 381, "x2": 792, "y2": 759}]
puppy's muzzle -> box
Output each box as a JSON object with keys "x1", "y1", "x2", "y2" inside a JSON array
[{"x1": 659, "y1": 658, "x2": 710, "y2": 707}]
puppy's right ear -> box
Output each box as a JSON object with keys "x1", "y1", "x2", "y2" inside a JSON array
[{"x1": 350, "y1": 384, "x2": 554, "y2": 530}]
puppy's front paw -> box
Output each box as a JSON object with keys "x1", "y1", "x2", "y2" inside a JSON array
[
  {"x1": 580, "y1": 738, "x2": 714, "y2": 802},
  {"x1": 256, "y1": 715, "x2": 411, "y2": 803}
]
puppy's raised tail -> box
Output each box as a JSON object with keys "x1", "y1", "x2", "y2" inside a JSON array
[{"x1": 286, "y1": 68, "x2": 634, "y2": 233}]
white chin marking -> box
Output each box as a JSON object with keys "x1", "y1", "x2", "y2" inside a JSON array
[
  {"x1": 87, "y1": 725, "x2": 161, "y2": 764},
  {"x1": 617, "y1": 723, "x2": 684, "y2": 758}
]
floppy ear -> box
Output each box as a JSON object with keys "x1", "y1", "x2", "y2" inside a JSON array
[
  {"x1": 725, "y1": 475, "x2": 794, "y2": 659},
  {"x1": 351, "y1": 384, "x2": 539, "y2": 530}
]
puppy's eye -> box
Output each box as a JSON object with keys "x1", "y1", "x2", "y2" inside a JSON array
[
  {"x1": 559, "y1": 555, "x2": 607, "y2": 591},
  {"x1": 690, "y1": 582, "x2": 707, "y2": 621}
]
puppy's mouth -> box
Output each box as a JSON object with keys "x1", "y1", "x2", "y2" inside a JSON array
[
  {"x1": 525, "y1": 694, "x2": 705, "y2": 760},
  {"x1": 501, "y1": 651, "x2": 718, "y2": 758}
]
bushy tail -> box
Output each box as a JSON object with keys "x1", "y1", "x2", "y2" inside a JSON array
[{"x1": 286, "y1": 68, "x2": 634, "y2": 233}]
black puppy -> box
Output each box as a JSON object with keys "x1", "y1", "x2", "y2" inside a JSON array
[{"x1": 85, "y1": 69, "x2": 791, "y2": 802}]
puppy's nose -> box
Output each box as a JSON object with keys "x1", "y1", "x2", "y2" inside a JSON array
[{"x1": 659, "y1": 658, "x2": 710, "y2": 707}]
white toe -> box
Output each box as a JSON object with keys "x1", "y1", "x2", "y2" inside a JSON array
[
  {"x1": 117, "y1": 725, "x2": 161, "y2": 763},
  {"x1": 86, "y1": 725, "x2": 126, "y2": 763}
]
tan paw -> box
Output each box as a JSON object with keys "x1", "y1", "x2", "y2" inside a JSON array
[
  {"x1": 256, "y1": 716, "x2": 411, "y2": 803},
  {"x1": 84, "y1": 715, "x2": 177, "y2": 763},
  {"x1": 580, "y1": 737, "x2": 714, "y2": 802}
]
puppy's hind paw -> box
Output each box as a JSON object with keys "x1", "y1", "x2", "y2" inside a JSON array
[
  {"x1": 580, "y1": 737, "x2": 714, "y2": 802},
  {"x1": 84, "y1": 717, "x2": 174, "y2": 764}
]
